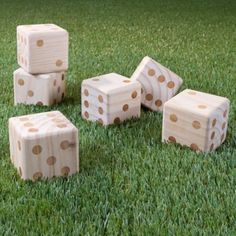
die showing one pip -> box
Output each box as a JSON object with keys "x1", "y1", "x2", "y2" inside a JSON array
[
  {"x1": 131, "y1": 56, "x2": 183, "y2": 112},
  {"x1": 17, "y1": 23, "x2": 68, "y2": 74},
  {"x1": 162, "y1": 89, "x2": 230, "y2": 152},
  {"x1": 13, "y1": 68, "x2": 66, "y2": 106},
  {"x1": 81, "y1": 73, "x2": 141, "y2": 125},
  {"x1": 9, "y1": 111, "x2": 79, "y2": 181}
]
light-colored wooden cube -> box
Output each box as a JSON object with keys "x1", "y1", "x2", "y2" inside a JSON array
[
  {"x1": 162, "y1": 89, "x2": 230, "y2": 152},
  {"x1": 13, "y1": 68, "x2": 66, "y2": 106},
  {"x1": 131, "y1": 56, "x2": 183, "y2": 112},
  {"x1": 17, "y1": 24, "x2": 68, "y2": 74},
  {"x1": 9, "y1": 111, "x2": 79, "y2": 181},
  {"x1": 81, "y1": 73, "x2": 141, "y2": 125}
]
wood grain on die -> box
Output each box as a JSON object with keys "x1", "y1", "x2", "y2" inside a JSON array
[
  {"x1": 162, "y1": 89, "x2": 230, "y2": 152},
  {"x1": 131, "y1": 56, "x2": 183, "y2": 112},
  {"x1": 8, "y1": 111, "x2": 79, "y2": 181}
]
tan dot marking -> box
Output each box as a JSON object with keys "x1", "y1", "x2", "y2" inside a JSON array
[
  {"x1": 18, "y1": 79, "x2": 24, "y2": 86},
  {"x1": 23, "y1": 122, "x2": 34, "y2": 127},
  {"x1": 60, "y1": 140, "x2": 70, "y2": 150},
  {"x1": 61, "y1": 166, "x2": 70, "y2": 176},
  {"x1": 170, "y1": 114, "x2": 178, "y2": 122},
  {"x1": 52, "y1": 118, "x2": 64, "y2": 123},
  {"x1": 222, "y1": 122, "x2": 226, "y2": 130},
  {"x1": 212, "y1": 119, "x2": 217, "y2": 127},
  {"x1": 188, "y1": 91, "x2": 197, "y2": 95},
  {"x1": 198, "y1": 105, "x2": 207, "y2": 109},
  {"x1": 192, "y1": 121, "x2": 201, "y2": 129},
  {"x1": 123, "y1": 80, "x2": 131, "y2": 83},
  {"x1": 167, "y1": 81, "x2": 175, "y2": 89},
  {"x1": 98, "y1": 107, "x2": 103, "y2": 115},
  {"x1": 36, "y1": 40, "x2": 44, "y2": 47},
  {"x1": 19, "y1": 167, "x2": 22, "y2": 177},
  {"x1": 47, "y1": 156, "x2": 56, "y2": 166},
  {"x1": 155, "y1": 100, "x2": 162, "y2": 107},
  {"x1": 53, "y1": 80, "x2": 57, "y2": 86},
  {"x1": 18, "y1": 141, "x2": 21, "y2": 151},
  {"x1": 58, "y1": 86, "x2": 61, "y2": 93},
  {"x1": 131, "y1": 91, "x2": 138, "y2": 99},
  {"x1": 27, "y1": 90, "x2": 34, "y2": 97},
  {"x1": 57, "y1": 124, "x2": 67, "y2": 128},
  {"x1": 62, "y1": 74, "x2": 65, "y2": 80},
  {"x1": 56, "y1": 60, "x2": 63, "y2": 67},
  {"x1": 84, "y1": 100, "x2": 89, "y2": 108},
  {"x1": 98, "y1": 95, "x2": 103, "y2": 103},
  {"x1": 19, "y1": 117, "x2": 29, "y2": 121},
  {"x1": 190, "y1": 143, "x2": 199, "y2": 151},
  {"x1": 211, "y1": 132, "x2": 215, "y2": 140},
  {"x1": 36, "y1": 101, "x2": 43, "y2": 106},
  {"x1": 97, "y1": 119, "x2": 103, "y2": 125},
  {"x1": 92, "y1": 78, "x2": 100, "y2": 81},
  {"x1": 148, "y1": 69, "x2": 155, "y2": 76},
  {"x1": 33, "y1": 172, "x2": 43, "y2": 181},
  {"x1": 84, "y1": 111, "x2": 89, "y2": 119},
  {"x1": 28, "y1": 128, "x2": 39, "y2": 133},
  {"x1": 210, "y1": 143, "x2": 214, "y2": 151},
  {"x1": 168, "y1": 136, "x2": 176, "y2": 143},
  {"x1": 123, "y1": 104, "x2": 129, "y2": 112},
  {"x1": 32, "y1": 145, "x2": 42, "y2": 155},
  {"x1": 223, "y1": 110, "x2": 227, "y2": 118},
  {"x1": 47, "y1": 113, "x2": 57, "y2": 117},
  {"x1": 158, "y1": 75, "x2": 165, "y2": 83},
  {"x1": 141, "y1": 88, "x2": 143, "y2": 94},
  {"x1": 146, "y1": 94, "x2": 153, "y2": 101},
  {"x1": 84, "y1": 89, "x2": 89, "y2": 96},
  {"x1": 114, "y1": 117, "x2": 121, "y2": 124}
]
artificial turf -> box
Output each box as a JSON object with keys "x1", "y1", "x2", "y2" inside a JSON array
[{"x1": 0, "y1": 0, "x2": 236, "y2": 235}]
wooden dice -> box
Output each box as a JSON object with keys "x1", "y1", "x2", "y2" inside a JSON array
[
  {"x1": 17, "y1": 24, "x2": 68, "y2": 74},
  {"x1": 14, "y1": 68, "x2": 66, "y2": 106},
  {"x1": 81, "y1": 73, "x2": 141, "y2": 125},
  {"x1": 9, "y1": 111, "x2": 79, "y2": 180},
  {"x1": 162, "y1": 89, "x2": 230, "y2": 152},
  {"x1": 131, "y1": 56, "x2": 183, "y2": 112}
]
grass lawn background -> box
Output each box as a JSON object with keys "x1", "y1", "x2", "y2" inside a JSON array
[{"x1": 0, "y1": 0, "x2": 236, "y2": 234}]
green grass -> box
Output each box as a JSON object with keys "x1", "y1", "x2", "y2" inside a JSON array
[{"x1": 0, "y1": 0, "x2": 236, "y2": 235}]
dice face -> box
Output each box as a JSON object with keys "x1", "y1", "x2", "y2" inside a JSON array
[
  {"x1": 14, "y1": 68, "x2": 66, "y2": 106},
  {"x1": 17, "y1": 24, "x2": 68, "y2": 74},
  {"x1": 81, "y1": 73, "x2": 141, "y2": 125},
  {"x1": 131, "y1": 56, "x2": 183, "y2": 112},
  {"x1": 9, "y1": 111, "x2": 79, "y2": 180},
  {"x1": 162, "y1": 89, "x2": 230, "y2": 152}
]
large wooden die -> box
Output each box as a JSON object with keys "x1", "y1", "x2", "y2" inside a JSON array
[
  {"x1": 131, "y1": 56, "x2": 183, "y2": 112},
  {"x1": 81, "y1": 73, "x2": 141, "y2": 125},
  {"x1": 17, "y1": 24, "x2": 68, "y2": 74},
  {"x1": 13, "y1": 68, "x2": 66, "y2": 106},
  {"x1": 9, "y1": 111, "x2": 79, "y2": 181},
  {"x1": 162, "y1": 89, "x2": 230, "y2": 152}
]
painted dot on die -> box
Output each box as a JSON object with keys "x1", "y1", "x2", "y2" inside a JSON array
[
  {"x1": 57, "y1": 124, "x2": 67, "y2": 128},
  {"x1": 170, "y1": 114, "x2": 178, "y2": 122},
  {"x1": 167, "y1": 81, "x2": 175, "y2": 89},
  {"x1": 84, "y1": 89, "x2": 89, "y2": 96},
  {"x1": 56, "y1": 60, "x2": 63, "y2": 67},
  {"x1": 212, "y1": 119, "x2": 217, "y2": 127},
  {"x1": 27, "y1": 90, "x2": 34, "y2": 97},
  {"x1": 53, "y1": 80, "x2": 57, "y2": 86},
  {"x1": 84, "y1": 100, "x2": 89, "y2": 108},
  {"x1": 211, "y1": 131, "x2": 215, "y2": 140},
  {"x1": 146, "y1": 93, "x2": 153, "y2": 101},
  {"x1": 148, "y1": 69, "x2": 155, "y2": 76},
  {"x1": 18, "y1": 79, "x2": 25, "y2": 86},
  {"x1": 210, "y1": 143, "x2": 214, "y2": 151},
  {"x1": 98, "y1": 95, "x2": 103, "y2": 103},
  {"x1": 98, "y1": 107, "x2": 103, "y2": 115},
  {"x1": 158, "y1": 75, "x2": 165, "y2": 83},
  {"x1": 36, "y1": 39, "x2": 44, "y2": 47},
  {"x1": 123, "y1": 104, "x2": 129, "y2": 112},
  {"x1": 123, "y1": 80, "x2": 131, "y2": 83},
  {"x1": 84, "y1": 111, "x2": 89, "y2": 119},
  {"x1": 18, "y1": 141, "x2": 21, "y2": 151},
  {"x1": 28, "y1": 128, "x2": 39, "y2": 133},
  {"x1": 47, "y1": 156, "x2": 56, "y2": 166},
  {"x1": 33, "y1": 172, "x2": 43, "y2": 181},
  {"x1": 36, "y1": 101, "x2": 43, "y2": 106},
  {"x1": 132, "y1": 91, "x2": 138, "y2": 99},
  {"x1": 60, "y1": 140, "x2": 70, "y2": 150},
  {"x1": 168, "y1": 136, "x2": 176, "y2": 143},
  {"x1": 223, "y1": 110, "x2": 227, "y2": 118},
  {"x1": 61, "y1": 166, "x2": 70, "y2": 176},
  {"x1": 190, "y1": 143, "x2": 199, "y2": 151},
  {"x1": 222, "y1": 122, "x2": 226, "y2": 130},
  {"x1": 114, "y1": 117, "x2": 121, "y2": 124},
  {"x1": 32, "y1": 145, "x2": 42, "y2": 155},
  {"x1": 155, "y1": 100, "x2": 162, "y2": 107},
  {"x1": 97, "y1": 119, "x2": 103, "y2": 125},
  {"x1": 198, "y1": 105, "x2": 207, "y2": 109},
  {"x1": 192, "y1": 121, "x2": 201, "y2": 129}
]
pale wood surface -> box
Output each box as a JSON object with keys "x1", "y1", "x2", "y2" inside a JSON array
[
  {"x1": 17, "y1": 24, "x2": 68, "y2": 74},
  {"x1": 131, "y1": 56, "x2": 183, "y2": 112},
  {"x1": 162, "y1": 89, "x2": 230, "y2": 152},
  {"x1": 14, "y1": 68, "x2": 66, "y2": 106},
  {"x1": 81, "y1": 73, "x2": 141, "y2": 125},
  {"x1": 9, "y1": 111, "x2": 79, "y2": 180}
]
